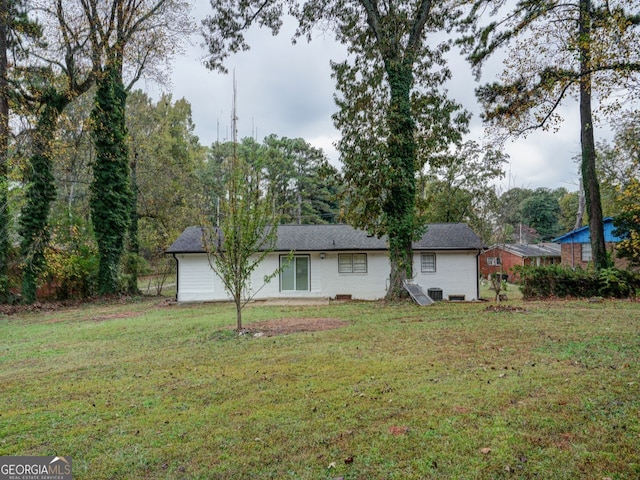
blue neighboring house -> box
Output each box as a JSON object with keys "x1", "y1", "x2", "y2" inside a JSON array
[{"x1": 553, "y1": 217, "x2": 626, "y2": 268}]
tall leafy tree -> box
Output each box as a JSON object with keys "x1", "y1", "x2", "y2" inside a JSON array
[
  {"x1": 596, "y1": 112, "x2": 640, "y2": 218},
  {"x1": 261, "y1": 135, "x2": 341, "y2": 224},
  {"x1": 126, "y1": 91, "x2": 206, "y2": 274},
  {"x1": 201, "y1": 140, "x2": 233, "y2": 216},
  {"x1": 90, "y1": 64, "x2": 130, "y2": 294},
  {"x1": 418, "y1": 140, "x2": 506, "y2": 239},
  {"x1": 614, "y1": 163, "x2": 640, "y2": 266},
  {"x1": 495, "y1": 187, "x2": 532, "y2": 242},
  {"x1": 0, "y1": 0, "x2": 40, "y2": 302},
  {"x1": 202, "y1": 136, "x2": 342, "y2": 226},
  {"x1": 15, "y1": 2, "x2": 96, "y2": 303},
  {"x1": 518, "y1": 188, "x2": 562, "y2": 241},
  {"x1": 494, "y1": 187, "x2": 568, "y2": 242},
  {"x1": 608, "y1": 112, "x2": 640, "y2": 265},
  {"x1": 203, "y1": 0, "x2": 469, "y2": 299},
  {"x1": 80, "y1": 0, "x2": 191, "y2": 294},
  {"x1": 0, "y1": 0, "x2": 10, "y2": 302},
  {"x1": 460, "y1": 0, "x2": 640, "y2": 270}
]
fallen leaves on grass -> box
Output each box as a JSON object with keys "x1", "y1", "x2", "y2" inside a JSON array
[
  {"x1": 234, "y1": 317, "x2": 348, "y2": 336},
  {"x1": 485, "y1": 305, "x2": 526, "y2": 313},
  {"x1": 388, "y1": 425, "x2": 410, "y2": 436}
]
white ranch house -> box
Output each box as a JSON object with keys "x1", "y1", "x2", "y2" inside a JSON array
[{"x1": 166, "y1": 223, "x2": 484, "y2": 302}]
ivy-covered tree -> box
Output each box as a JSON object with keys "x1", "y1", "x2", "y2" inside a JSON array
[
  {"x1": 18, "y1": 90, "x2": 69, "y2": 303},
  {"x1": 203, "y1": 0, "x2": 469, "y2": 299},
  {"x1": 90, "y1": 64, "x2": 131, "y2": 294},
  {"x1": 460, "y1": 0, "x2": 640, "y2": 270},
  {"x1": 0, "y1": 0, "x2": 10, "y2": 302},
  {"x1": 16, "y1": 1, "x2": 96, "y2": 303},
  {"x1": 0, "y1": 0, "x2": 41, "y2": 302},
  {"x1": 81, "y1": 0, "x2": 192, "y2": 294}
]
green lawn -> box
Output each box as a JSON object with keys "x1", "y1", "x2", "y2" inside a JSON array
[{"x1": 1, "y1": 297, "x2": 639, "y2": 479}]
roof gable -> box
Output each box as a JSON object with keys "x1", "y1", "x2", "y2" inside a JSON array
[{"x1": 166, "y1": 223, "x2": 484, "y2": 254}]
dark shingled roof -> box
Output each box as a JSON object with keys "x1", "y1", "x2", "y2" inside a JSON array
[
  {"x1": 166, "y1": 223, "x2": 484, "y2": 254},
  {"x1": 412, "y1": 223, "x2": 484, "y2": 250},
  {"x1": 499, "y1": 243, "x2": 561, "y2": 258}
]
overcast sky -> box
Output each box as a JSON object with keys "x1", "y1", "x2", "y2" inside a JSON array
[{"x1": 143, "y1": 3, "x2": 608, "y2": 193}]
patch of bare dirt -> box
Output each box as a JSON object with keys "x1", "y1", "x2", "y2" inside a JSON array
[
  {"x1": 485, "y1": 304, "x2": 527, "y2": 313},
  {"x1": 0, "y1": 299, "x2": 86, "y2": 316},
  {"x1": 92, "y1": 311, "x2": 145, "y2": 322},
  {"x1": 239, "y1": 317, "x2": 348, "y2": 336},
  {"x1": 0, "y1": 295, "x2": 149, "y2": 317}
]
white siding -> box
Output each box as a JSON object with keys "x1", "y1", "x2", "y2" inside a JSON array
[
  {"x1": 413, "y1": 251, "x2": 479, "y2": 301},
  {"x1": 313, "y1": 251, "x2": 389, "y2": 300},
  {"x1": 174, "y1": 250, "x2": 479, "y2": 302},
  {"x1": 175, "y1": 254, "x2": 220, "y2": 302},
  {"x1": 243, "y1": 251, "x2": 389, "y2": 301}
]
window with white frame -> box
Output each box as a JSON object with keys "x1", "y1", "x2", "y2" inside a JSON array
[
  {"x1": 581, "y1": 243, "x2": 592, "y2": 262},
  {"x1": 338, "y1": 253, "x2": 367, "y2": 273},
  {"x1": 487, "y1": 256, "x2": 501, "y2": 266},
  {"x1": 421, "y1": 253, "x2": 436, "y2": 273}
]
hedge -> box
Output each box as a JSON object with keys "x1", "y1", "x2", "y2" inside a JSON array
[{"x1": 514, "y1": 265, "x2": 640, "y2": 299}]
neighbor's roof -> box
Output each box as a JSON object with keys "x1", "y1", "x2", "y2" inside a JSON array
[
  {"x1": 553, "y1": 217, "x2": 624, "y2": 244},
  {"x1": 487, "y1": 243, "x2": 561, "y2": 258},
  {"x1": 166, "y1": 223, "x2": 484, "y2": 254}
]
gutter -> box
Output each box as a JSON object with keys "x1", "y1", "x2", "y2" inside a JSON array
[
  {"x1": 172, "y1": 254, "x2": 179, "y2": 301},
  {"x1": 476, "y1": 249, "x2": 481, "y2": 300}
]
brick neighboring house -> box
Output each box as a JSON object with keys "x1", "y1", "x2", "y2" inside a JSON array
[
  {"x1": 479, "y1": 243, "x2": 561, "y2": 282},
  {"x1": 553, "y1": 217, "x2": 627, "y2": 269}
]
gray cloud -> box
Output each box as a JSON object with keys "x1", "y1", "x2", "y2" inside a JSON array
[{"x1": 150, "y1": 8, "x2": 598, "y2": 192}]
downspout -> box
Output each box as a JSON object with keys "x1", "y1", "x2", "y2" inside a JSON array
[
  {"x1": 476, "y1": 249, "x2": 481, "y2": 300},
  {"x1": 172, "y1": 254, "x2": 179, "y2": 301}
]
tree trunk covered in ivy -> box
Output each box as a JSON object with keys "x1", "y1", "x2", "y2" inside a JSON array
[
  {"x1": 19, "y1": 90, "x2": 68, "y2": 303},
  {"x1": 203, "y1": 0, "x2": 470, "y2": 302},
  {"x1": 384, "y1": 61, "x2": 416, "y2": 298},
  {"x1": 0, "y1": 0, "x2": 9, "y2": 302},
  {"x1": 79, "y1": 0, "x2": 191, "y2": 295},
  {"x1": 90, "y1": 63, "x2": 131, "y2": 295}
]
